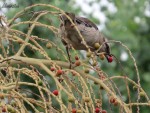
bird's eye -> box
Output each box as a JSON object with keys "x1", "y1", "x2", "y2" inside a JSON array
[{"x1": 105, "y1": 43, "x2": 110, "y2": 55}]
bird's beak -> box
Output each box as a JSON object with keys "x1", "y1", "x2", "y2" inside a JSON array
[{"x1": 105, "y1": 54, "x2": 109, "y2": 61}]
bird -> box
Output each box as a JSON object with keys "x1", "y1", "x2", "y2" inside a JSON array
[{"x1": 58, "y1": 12, "x2": 112, "y2": 68}]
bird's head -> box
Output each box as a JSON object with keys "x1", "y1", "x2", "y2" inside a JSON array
[
  {"x1": 104, "y1": 43, "x2": 113, "y2": 63},
  {"x1": 59, "y1": 12, "x2": 75, "y2": 25},
  {"x1": 99, "y1": 38, "x2": 113, "y2": 63}
]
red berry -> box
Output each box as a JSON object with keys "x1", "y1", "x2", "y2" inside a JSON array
[
  {"x1": 102, "y1": 110, "x2": 107, "y2": 113},
  {"x1": 56, "y1": 70, "x2": 63, "y2": 76},
  {"x1": 75, "y1": 60, "x2": 81, "y2": 66},
  {"x1": 95, "y1": 107, "x2": 100, "y2": 113},
  {"x1": 108, "y1": 56, "x2": 113, "y2": 63},
  {"x1": 72, "y1": 108, "x2": 76, "y2": 113},
  {"x1": 2, "y1": 107, "x2": 6, "y2": 112},
  {"x1": 75, "y1": 56, "x2": 79, "y2": 60},
  {"x1": 52, "y1": 90, "x2": 58, "y2": 96},
  {"x1": 50, "y1": 67, "x2": 55, "y2": 71},
  {"x1": 109, "y1": 96, "x2": 116, "y2": 104}
]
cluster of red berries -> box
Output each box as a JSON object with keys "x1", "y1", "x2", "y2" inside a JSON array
[
  {"x1": 50, "y1": 66, "x2": 64, "y2": 77},
  {"x1": 95, "y1": 107, "x2": 107, "y2": 113},
  {"x1": 50, "y1": 67, "x2": 64, "y2": 83},
  {"x1": 74, "y1": 56, "x2": 81, "y2": 66}
]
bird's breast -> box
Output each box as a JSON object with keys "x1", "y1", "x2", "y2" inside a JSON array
[
  {"x1": 66, "y1": 31, "x2": 87, "y2": 50},
  {"x1": 60, "y1": 22, "x2": 103, "y2": 50}
]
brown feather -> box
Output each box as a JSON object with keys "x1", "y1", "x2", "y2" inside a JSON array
[{"x1": 76, "y1": 17, "x2": 98, "y2": 30}]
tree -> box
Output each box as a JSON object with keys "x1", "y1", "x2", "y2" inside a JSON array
[{"x1": 0, "y1": 1, "x2": 149, "y2": 113}]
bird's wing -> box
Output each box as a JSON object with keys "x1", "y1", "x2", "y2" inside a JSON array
[{"x1": 75, "y1": 17, "x2": 98, "y2": 30}]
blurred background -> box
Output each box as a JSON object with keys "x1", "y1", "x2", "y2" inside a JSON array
[{"x1": 0, "y1": 0, "x2": 150, "y2": 112}]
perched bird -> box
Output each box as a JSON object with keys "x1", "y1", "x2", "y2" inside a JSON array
[{"x1": 59, "y1": 12, "x2": 112, "y2": 67}]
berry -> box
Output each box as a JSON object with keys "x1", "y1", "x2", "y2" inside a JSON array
[
  {"x1": 99, "y1": 53, "x2": 105, "y2": 60},
  {"x1": 139, "y1": 92, "x2": 145, "y2": 97},
  {"x1": 46, "y1": 42, "x2": 52, "y2": 49},
  {"x1": 108, "y1": 56, "x2": 113, "y2": 63},
  {"x1": 95, "y1": 107, "x2": 100, "y2": 113},
  {"x1": 102, "y1": 110, "x2": 107, "y2": 113},
  {"x1": 50, "y1": 67, "x2": 55, "y2": 71},
  {"x1": 83, "y1": 97, "x2": 91, "y2": 103},
  {"x1": 2, "y1": 107, "x2": 6, "y2": 112},
  {"x1": 92, "y1": 61, "x2": 97, "y2": 66},
  {"x1": 75, "y1": 56, "x2": 79, "y2": 60},
  {"x1": 10, "y1": 100, "x2": 17, "y2": 106},
  {"x1": 18, "y1": 39, "x2": 23, "y2": 44},
  {"x1": 109, "y1": 96, "x2": 116, "y2": 104},
  {"x1": 72, "y1": 108, "x2": 76, "y2": 113},
  {"x1": 0, "y1": 93, "x2": 4, "y2": 99},
  {"x1": 7, "y1": 105, "x2": 12, "y2": 112},
  {"x1": 52, "y1": 90, "x2": 58, "y2": 96},
  {"x1": 38, "y1": 80, "x2": 43, "y2": 86},
  {"x1": 94, "y1": 43, "x2": 100, "y2": 49},
  {"x1": 86, "y1": 52, "x2": 92, "y2": 57},
  {"x1": 84, "y1": 69, "x2": 89, "y2": 73},
  {"x1": 75, "y1": 60, "x2": 81, "y2": 66},
  {"x1": 68, "y1": 97, "x2": 75, "y2": 102},
  {"x1": 56, "y1": 70, "x2": 63, "y2": 76}
]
